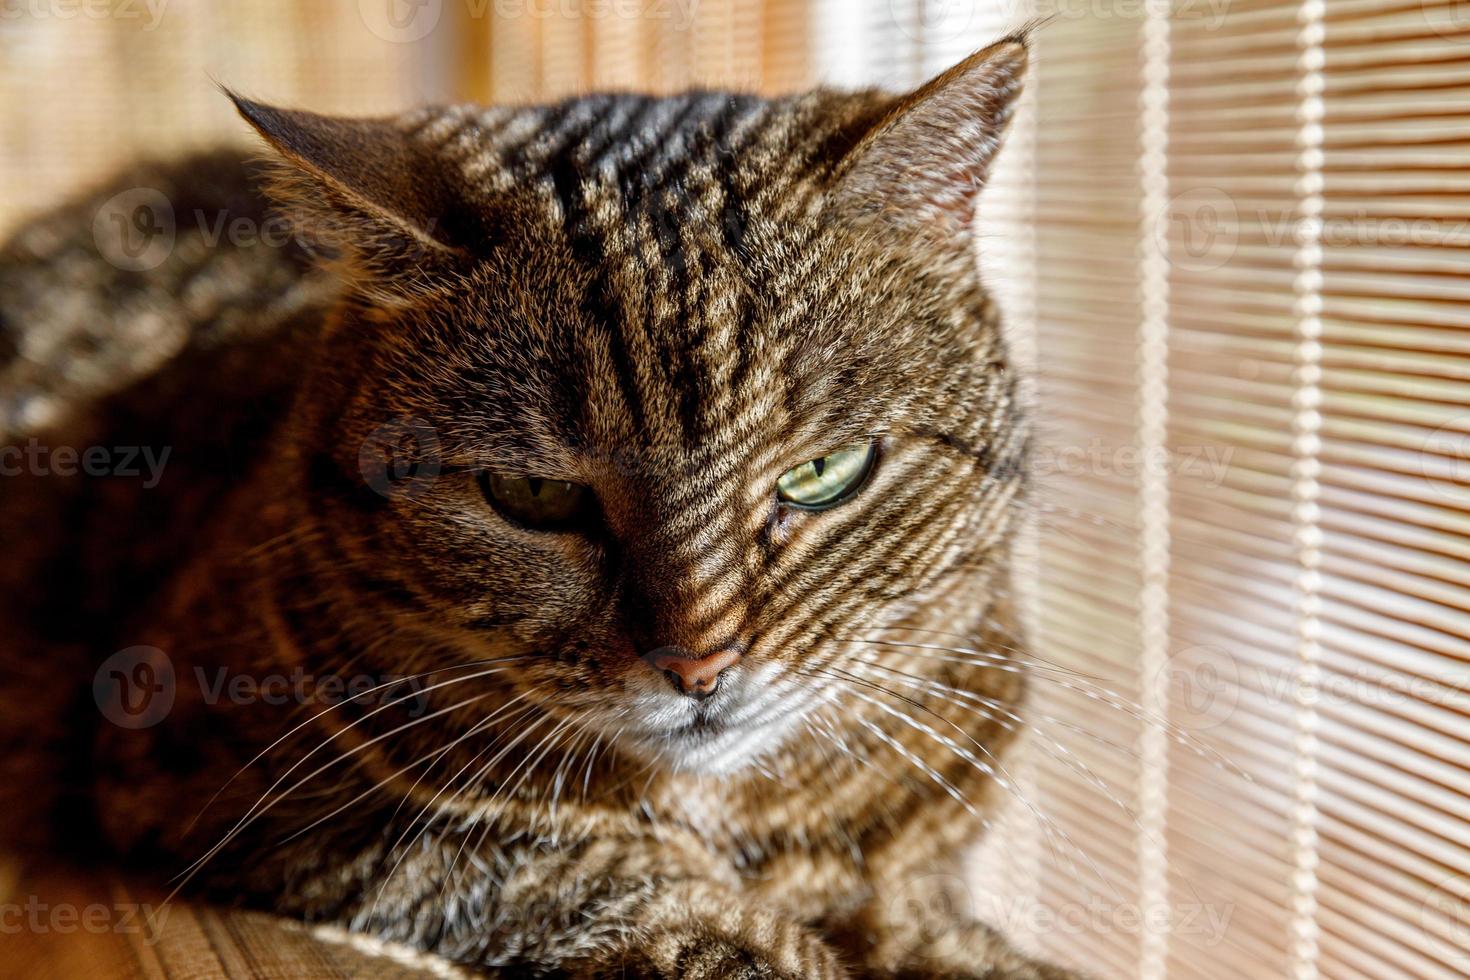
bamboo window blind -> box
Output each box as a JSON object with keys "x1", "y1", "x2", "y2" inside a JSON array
[{"x1": 3, "y1": 2, "x2": 1468, "y2": 977}]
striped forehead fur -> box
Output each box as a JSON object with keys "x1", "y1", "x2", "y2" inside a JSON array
[{"x1": 239, "y1": 44, "x2": 1026, "y2": 659}]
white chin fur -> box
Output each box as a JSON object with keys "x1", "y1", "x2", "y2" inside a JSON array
[{"x1": 605, "y1": 661, "x2": 817, "y2": 775}]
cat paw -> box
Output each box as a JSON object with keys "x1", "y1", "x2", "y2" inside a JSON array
[
  {"x1": 880, "y1": 962, "x2": 1089, "y2": 980},
  {"x1": 583, "y1": 929, "x2": 849, "y2": 980},
  {"x1": 668, "y1": 937, "x2": 795, "y2": 979}
]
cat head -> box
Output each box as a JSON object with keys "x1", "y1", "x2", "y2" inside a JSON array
[{"x1": 236, "y1": 37, "x2": 1029, "y2": 776}]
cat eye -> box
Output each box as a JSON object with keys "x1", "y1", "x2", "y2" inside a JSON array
[
  {"x1": 776, "y1": 442, "x2": 876, "y2": 510},
  {"x1": 478, "y1": 473, "x2": 593, "y2": 531}
]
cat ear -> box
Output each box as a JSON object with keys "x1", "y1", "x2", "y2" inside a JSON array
[
  {"x1": 227, "y1": 91, "x2": 473, "y2": 295},
  {"x1": 832, "y1": 35, "x2": 1028, "y2": 244}
]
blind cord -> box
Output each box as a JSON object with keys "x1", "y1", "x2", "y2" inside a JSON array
[
  {"x1": 1290, "y1": 1, "x2": 1327, "y2": 977},
  {"x1": 1137, "y1": 1, "x2": 1174, "y2": 977}
]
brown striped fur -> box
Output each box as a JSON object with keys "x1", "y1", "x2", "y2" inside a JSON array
[{"x1": 0, "y1": 34, "x2": 1085, "y2": 978}]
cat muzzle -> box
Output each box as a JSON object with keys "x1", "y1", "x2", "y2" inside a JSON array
[{"x1": 641, "y1": 644, "x2": 743, "y2": 699}]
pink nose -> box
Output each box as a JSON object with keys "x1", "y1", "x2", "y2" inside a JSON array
[{"x1": 643, "y1": 646, "x2": 743, "y2": 698}]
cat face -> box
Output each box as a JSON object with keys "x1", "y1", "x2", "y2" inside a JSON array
[{"x1": 241, "y1": 40, "x2": 1028, "y2": 774}]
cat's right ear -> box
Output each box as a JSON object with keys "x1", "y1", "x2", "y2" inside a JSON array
[
  {"x1": 829, "y1": 35, "x2": 1028, "y2": 249},
  {"x1": 227, "y1": 91, "x2": 478, "y2": 299}
]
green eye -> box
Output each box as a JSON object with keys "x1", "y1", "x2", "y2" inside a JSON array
[
  {"x1": 479, "y1": 473, "x2": 593, "y2": 530},
  {"x1": 776, "y1": 443, "x2": 876, "y2": 510}
]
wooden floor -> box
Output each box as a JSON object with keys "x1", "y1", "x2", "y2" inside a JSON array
[{"x1": 1, "y1": 865, "x2": 464, "y2": 979}]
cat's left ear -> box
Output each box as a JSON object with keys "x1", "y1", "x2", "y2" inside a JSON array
[
  {"x1": 832, "y1": 35, "x2": 1028, "y2": 243},
  {"x1": 227, "y1": 91, "x2": 481, "y2": 297}
]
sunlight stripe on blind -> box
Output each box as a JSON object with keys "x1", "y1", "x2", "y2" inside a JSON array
[
  {"x1": 1289, "y1": 4, "x2": 1327, "y2": 978},
  {"x1": 1137, "y1": 2, "x2": 1176, "y2": 977}
]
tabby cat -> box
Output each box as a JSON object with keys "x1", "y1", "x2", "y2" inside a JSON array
[{"x1": 0, "y1": 33, "x2": 1085, "y2": 979}]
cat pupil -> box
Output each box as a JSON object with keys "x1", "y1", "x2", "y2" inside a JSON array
[
  {"x1": 527, "y1": 477, "x2": 543, "y2": 497},
  {"x1": 812, "y1": 457, "x2": 826, "y2": 477}
]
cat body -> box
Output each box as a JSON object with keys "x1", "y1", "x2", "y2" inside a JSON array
[{"x1": 0, "y1": 36, "x2": 1082, "y2": 979}]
